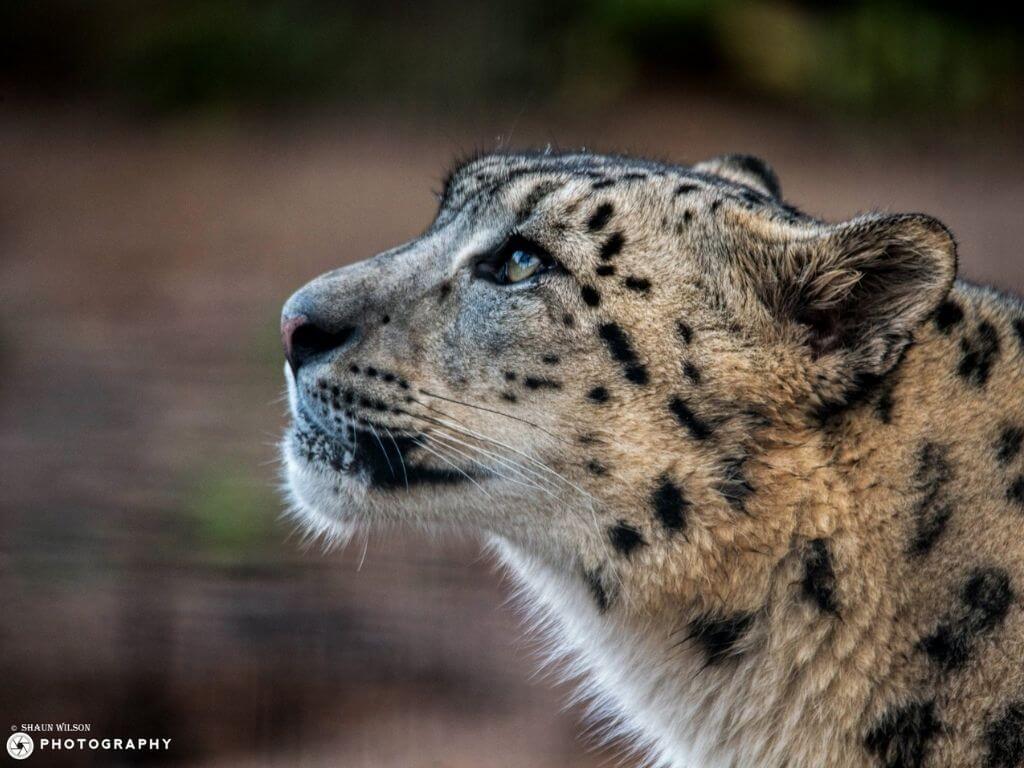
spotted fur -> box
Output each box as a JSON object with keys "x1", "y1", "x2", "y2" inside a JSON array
[{"x1": 281, "y1": 150, "x2": 1024, "y2": 768}]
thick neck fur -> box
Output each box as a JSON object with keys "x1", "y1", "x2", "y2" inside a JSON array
[{"x1": 496, "y1": 282, "x2": 1024, "y2": 768}]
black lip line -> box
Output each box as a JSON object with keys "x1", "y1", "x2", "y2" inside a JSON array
[{"x1": 293, "y1": 406, "x2": 478, "y2": 490}]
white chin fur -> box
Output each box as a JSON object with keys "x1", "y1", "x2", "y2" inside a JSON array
[{"x1": 282, "y1": 441, "x2": 363, "y2": 550}]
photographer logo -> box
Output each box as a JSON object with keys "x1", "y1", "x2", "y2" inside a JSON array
[{"x1": 7, "y1": 733, "x2": 33, "y2": 760}]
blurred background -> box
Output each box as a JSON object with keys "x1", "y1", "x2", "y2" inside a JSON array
[{"x1": 1, "y1": 1, "x2": 1023, "y2": 765}]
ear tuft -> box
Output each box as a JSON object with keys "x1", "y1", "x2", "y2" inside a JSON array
[
  {"x1": 785, "y1": 213, "x2": 957, "y2": 375},
  {"x1": 693, "y1": 154, "x2": 782, "y2": 199}
]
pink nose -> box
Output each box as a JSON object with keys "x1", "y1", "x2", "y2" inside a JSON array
[
  {"x1": 280, "y1": 313, "x2": 358, "y2": 374},
  {"x1": 280, "y1": 314, "x2": 308, "y2": 372}
]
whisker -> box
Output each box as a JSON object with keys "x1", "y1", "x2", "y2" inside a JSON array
[
  {"x1": 383, "y1": 426, "x2": 410, "y2": 491},
  {"x1": 410, "y1": 437, "x2": 493, "y2": 499},
  {"x1": 418, "y1": 388, "x2": 571, "y2": 444}
]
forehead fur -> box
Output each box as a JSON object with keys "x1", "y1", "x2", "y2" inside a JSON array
[{"x1": 440, "y1": 150, "x2": 809, "y2": 226}]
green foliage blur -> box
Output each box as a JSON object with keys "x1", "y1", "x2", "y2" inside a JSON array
[{"x1": 2, "y1": 0, "x2": 1021, "y2": 116}]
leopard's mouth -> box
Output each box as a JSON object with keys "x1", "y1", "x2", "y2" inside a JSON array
[{"x1": 287, "y1": 392, "x2": 482, "y2": 493}]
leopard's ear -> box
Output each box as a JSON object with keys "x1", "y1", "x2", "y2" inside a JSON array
[
  {"x1": 693, "y1": 154, "x2": 782, "y2": 199},
  {"x1": 764, "y1": 213, "x2": 957, "y2": 378}
]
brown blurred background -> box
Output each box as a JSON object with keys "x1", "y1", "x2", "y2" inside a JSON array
[{"x1": 1, "y1": 2, "x2": 1023, "y2": 766}]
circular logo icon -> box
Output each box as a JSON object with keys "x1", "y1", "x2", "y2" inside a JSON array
[{"x1": 6, "y1": 732, "x2": 33, "y2": 760}]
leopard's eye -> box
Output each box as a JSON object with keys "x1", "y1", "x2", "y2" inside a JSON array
[
  {"x1": 475, "y1": 235, "x2": 555, "y2": 285},
  {"x1": 505, "y1": 249, "x2": 543, "y2": 283}
]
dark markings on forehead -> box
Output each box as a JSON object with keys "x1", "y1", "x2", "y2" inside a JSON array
[
  {"x1": 710, "y1": 200, "x2": 723, "y2": 213},
  {"x1": 599, "y1": 232, "x2": 625, "y2": 261},
  {"x1": 919, "y1": 566, "x2": 1014, "y2": 671},
  {"x1": 677, "y1": 322, "x2": 694, "y2": 345},
  {"x1": 675, "y1": 183, "x2": 701, "y2": 195},
  {"x1": 958, "y1": 320, "x2": 1001, "y2": 387},
  {"x1": 515, "y1": 181, "x2": 561, "y2": 224},
  {"x1": 909, "y1": 441, "x2": 953, "y2": 557},
  {"x1": 683, "y1": 361, "x2": 701, "y2": 384},
  {"x1": 801, "y1": 539, "x2": 840, "y2": 615},
  {"x1": 523, "y1": 376, "x2": 562, "y2": 390},
  {"x1": 587, "y1": 385, "x2": 610, "y2": 403},
  {"x1": 587, "y1": 203, "x2": 614, "y2": 232},
  {"x1": 864, "y1": 700, "x2": 940, "y2": 768},
  {"x1": 651, "y1": 476, "x2": 689, "y2": 533},
  {"x1": 608, "y1": 520, "x2": 646, "y2": 557},
  {"x1": 581, "y1": 285, "x2": 601, "y2": 307},
  {"x1": 984, "y1": 699, "x2": 1024, "y2": 768},
  {"x1": 599, "y1": 323, "x2": 649, "y2": 385},
  {"x1": 669, "y1": 397, "x2": 712, "y2": 440},
  {"x1": 687, "y1": 612, "x2": 754, "y2": 667},
  {"x1": 624, "y1": 276, "x2": 651, "y2": 294},
  {"x1": 933, "y1": 300, "x2": 964, "y2": 334},
  {"x1": 596, "y1": 264, "x2": 616, "y2": 277},
  {"x1": 562, "y1": 313, "x2": 575, "y2": 327},
  {"x1": 1008, "y1": 475, "x2": 1024, "y2": 507},
  {"x1": 996, "y1": 425, "x2": 1024, "y2": 465},
  {"x1": 716, "y1": 455, "x2": 753, "y2": 512},
  {"x1": 592, "y1": 178, "x2": 615, "y2": 190},
  {"x1": 621, "y1": 172, "x2": 647, "y2": 180}
]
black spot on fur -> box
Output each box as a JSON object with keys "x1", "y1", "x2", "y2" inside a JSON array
[
  {"x1": 675, "y1": 183, "x2": 701, "y2": 195},
  {"x1": 599, "y1": 232, "x2": 625, "y2": 260},
  {"x1": 933, "y1": 300, "x2": 964, "y2": 334},
  {"x1": 516, "y1": 181, "x2": 558, "y2": 224},
  {"x1": 587, "y1": 203, "x2": 614, "y2": 232},
  {"x1": 608, "y1": 521, "x2": 646, "y2": 557},
  {"x1": 599, "y1": 323, "x2": 649, "y2": 385},
  {"x1": 864, "y1": 700, "x2": 941, "y2": 768},
  {"x1": 710, "y1": 199, "x2": 722, "y2": 213},
  {"x1": 997, "y1": 426, "x2": 1024, "y2": 465},
  {"x1": 669, "y1": 397, "x2": 712, "y2": 440},
  {"x1": 596, "y1": 264, "x2": 616, "y2": 277},
  {"x1": 814, "y1": 371, "x2": 887, "y2": 424},
  {"x1": 591, "y1": 178, "x2": 615, "y2": 190},
  {"x1": 688, "y1": 612, "x2": 754, "y2": 666},
  {"x1": 958, "y1": 321, "x2": 1001, "y2": 387},
  {"x1": 909, "y1": 442, "x2": 954, "y2": 557},
  {"x1": 581, "y1": 285, "x2": 601, "y2": 307},
  {"x1": 438, "y1": 282, "x2": 451, "y2": 300},
  {"x1": 984, "y1": 700, "x2": 1024, "y2": 768},
  {"x1": 1009, "y1": 476, "x2": 1024, "y2": 507},
  {"x1": 621, "y1": 172, "x2": 646, "y2": 180},
  {"x1": 716, "y1": 455, "x2": 753, "y2": 511},
  {"x1": 683, "y1": 361, "x2": 701, "y2": 384},
  {"x1": 587, "y1": 385, "x2": 609, "y2": 403},
  {"x1": 562, "y1": 313, "x2": 575, "y2": 327},
  {"x1": 682, "y1": 210, "x2": 693, "y2": 224},
  {"x1": 875, "y1": 375, "x2": 897, "y2": 424},
  {"x1": 651, "y1": 476, "x2": 689, "y2": 533},
  {"x1": 500, "y1": 392, "x2": 518, "y2": 403},
  {"x1": 624, "y1": 276, "x2": 651, "y2": 293},
  {"x1": 542, "y1": 354, "x2": 560, "y2": 365},
  {"x1": 504, "y1": 371, "x2": 517, "y2": 381},
  {"x1": 801, "y1": 539, "x2": 840, "y2": 615},
  {"x1": 582, "y1": 568, "x2": 611, "y2": 612},
  {"x1": 677, "y1": 322, "x2": 693, "y2": 345},
  {"x1": 1015, "y1": 318, "x2": 1024, "y2": 351},
  {"x1": 586, "y1": 459, "x2": 608, "y2": 476},
  {"x1": 523, "y1": 376, "x2": 561, "y2": 390},
  {"x1": 919, "y1": 567, "x2": 1014, "y2": 671}
]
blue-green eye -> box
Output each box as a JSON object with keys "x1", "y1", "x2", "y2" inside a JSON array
[
  {"x1": 475, "y1": 235, "x2": 555, "y2": 285},
  {"x1": 505, "y1": 249, "x2": 542, "y2": 283}
]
